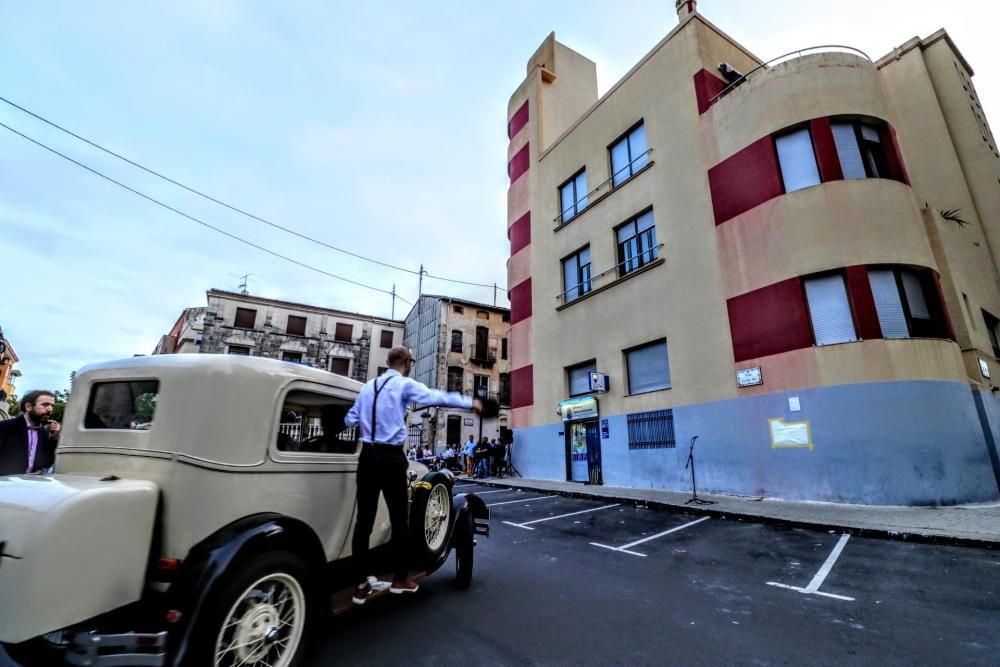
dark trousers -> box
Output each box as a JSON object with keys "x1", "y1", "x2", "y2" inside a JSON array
[{"x1": 352, "y1": 443, "x2": 409, "y2": 583}]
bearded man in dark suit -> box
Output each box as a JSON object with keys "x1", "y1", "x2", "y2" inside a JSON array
[{"x1": 0, "y1": 390, "x2": 61, "y2": 475}]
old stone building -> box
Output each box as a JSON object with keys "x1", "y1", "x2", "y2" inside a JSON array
[
  {"x1": 403, "y1": 295, "x2": 512, "y2": 450},
  {"x1": 154, "y1": 289, "x2": 403, "y2": 383}
]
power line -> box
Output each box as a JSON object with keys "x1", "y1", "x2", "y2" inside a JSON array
[
  {"x1": 0, "y1": 119, "x2": 411, "y2": 306},
  {"x1": 0, "y1": 94, "x2": 501, "y2": 290}
]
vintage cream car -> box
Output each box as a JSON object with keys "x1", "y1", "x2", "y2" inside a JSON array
[{"x1": 0, "y1": 355, "x2": 488, "y2": 667}]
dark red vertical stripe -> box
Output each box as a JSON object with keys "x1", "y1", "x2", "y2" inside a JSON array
[
  {"x1": 880, "y1": 124, "x2": 909, "y2": 185},
  {"x1": 509, "y1": 211, "x2": 531, "y2": 255},
  {"x1": 508, "y1": 144, "x2": 530, "y2": 184},
  {"x1": 511, "y1": 364, "x2": 534, "y2": 408},
  {"x1": 845, "y1": 265, "x2": 882, "y2": 340},
  {"x1": 810, "y1": 117, "x2": 844, "y2": 183},
  {"x1": 508, "y1": 101, "x2": 529, "y2": 139},
  {"x1": 727, "y1": 277, "x2": 814, "y2": 362},
  {"x1": 931, "y1": 271, "x2": 956, "y2": 341},
  {"x1": 708, "y1": 136, "x2": 784, "y2": 225},
  {"x1": 693, "y1": 69, "x2": 727, "y2": 114},
  {"x1": 510, "y1": 278, "x2": 532, "y2": 325}
]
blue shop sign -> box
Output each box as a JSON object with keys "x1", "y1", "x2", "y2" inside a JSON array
[{"x1": 560, "y1": 396, "x2": 599, "y2": 422}]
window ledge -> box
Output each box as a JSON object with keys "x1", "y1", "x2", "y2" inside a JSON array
[
  {"x1": 554, "y1": 161, "x2": 655, "y2": 233},
  {"x1": 625, "y1": 386, "x2": 671, "y2": 397},
  {"x1": 557, "y1": 258, "x2": 665, "y2": 311}
]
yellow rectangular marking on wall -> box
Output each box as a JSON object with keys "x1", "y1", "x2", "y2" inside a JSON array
[{"x1": 768, "y1": 418, "x2": 814, "y2": 451}]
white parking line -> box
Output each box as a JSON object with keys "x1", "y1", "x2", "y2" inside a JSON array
[
  {"x1": 590, "y1": 516, "x2": 710, "y2": 557},
  {"x1": 503, "y1": 503, "x2": 621, "y2": 530},
  {"x1": 766, "y1": 534, "x2": 854, "y2": 601},
  {"x1": 470, "y1": 489, "x2": 512, "y2": 495},
  {"x1": 487, "y1": 495, "x2": 558, "y2": 507}
]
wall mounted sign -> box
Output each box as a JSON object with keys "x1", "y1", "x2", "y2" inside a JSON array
[
  {"x1": 768, "y1": 418, "x2": 813, "y2": 451},
  {"x1": 463, "y1": 418, "x2": 474, "y2": 426},
  {"x1": 979, "y1": 358, "x2": 991, "y2": 379},
  {"x1": 736, "y1": 367, "x2": 762, "y2": 387},
  {"x1": 589, "y1": 372, "x2": 610, "y2": 392},
  {"x1": 600, "y1": 418, "x2": 609, "y2": 439},
  {"x1": 559, "y1": 396, "x2": 599, "y2": 422}
]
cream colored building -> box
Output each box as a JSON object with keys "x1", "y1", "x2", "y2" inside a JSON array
[
  {"x1": 403, "y1": 295, "x2": 512, "y2": 451},
  {"x1": 506, "y1": 1, "x2": 1000, "y2": 504},
  {"x1": 154, "y1": 290, "x2": 403, "y2": 383}
]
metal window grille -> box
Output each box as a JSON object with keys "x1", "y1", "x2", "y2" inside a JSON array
[{"x1": 627, "y1": 409, "x2": 675, "y2": 450}]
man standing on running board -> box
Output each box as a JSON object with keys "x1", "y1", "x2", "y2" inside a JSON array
[{"x1": 346, "y1": 346, "x2": 483, "y2": 604}]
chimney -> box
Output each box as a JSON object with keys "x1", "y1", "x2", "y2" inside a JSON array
[{"x1": 675, "y1": 0, "x2": 697, "y2": 20}]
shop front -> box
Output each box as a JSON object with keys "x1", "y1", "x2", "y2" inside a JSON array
[{"x1": 560, "y1": 396, "x2": 602, "y2": 485}]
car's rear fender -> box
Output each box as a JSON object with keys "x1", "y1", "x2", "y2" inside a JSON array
[{"x1": 165, "y1": 513, "x2": 326, "y2": 666}]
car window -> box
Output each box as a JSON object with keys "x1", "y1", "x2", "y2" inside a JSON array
[
  {"x1": 277, "y1": 389, "x2": 358, "y2": 454},
  {"x1": 84, "y1": 380, "x2": 159, "y2": 430}
]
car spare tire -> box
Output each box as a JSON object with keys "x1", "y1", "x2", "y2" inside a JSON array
[{"x1": 409, "y1": 479, "x2": 452, "y2": 569}]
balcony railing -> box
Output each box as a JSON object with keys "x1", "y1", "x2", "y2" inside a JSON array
[
  {"x1": 553, "y1": 149, "x2": 654, "y2": 228},
  {"x1": 469, "y1": 345, "x2": 497, "y2": 367}
]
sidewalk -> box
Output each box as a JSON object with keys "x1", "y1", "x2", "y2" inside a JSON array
[{"x1": 467, "y1": 475, "x2": 1000, "y2": 548}]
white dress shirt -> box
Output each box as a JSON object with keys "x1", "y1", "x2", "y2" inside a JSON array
[{"x1": 345, "y1": 369, "x2": 473, "y2": 445}]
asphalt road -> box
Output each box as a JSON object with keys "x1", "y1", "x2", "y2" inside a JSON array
[{"x1": 4, "y1": 483, "x2": 998, "y2": 666}]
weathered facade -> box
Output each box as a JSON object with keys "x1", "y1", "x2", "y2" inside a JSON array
[
  {"x1": 0, "y1": 336, "x2": 18, "y2": 418},
  {"x1": 154, "y1": 290, "x2": 403, "y2": 383},
  {"x1": 506, "y1": 1, "x2": 1000, "y2": 504},
  {"x1": 403, "y1": 295, "x2": 512, "y2": 450}
]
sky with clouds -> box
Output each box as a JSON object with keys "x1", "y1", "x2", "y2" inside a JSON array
[{"x1": 1, "y1": 0, "x2": 997, "y2": 395}]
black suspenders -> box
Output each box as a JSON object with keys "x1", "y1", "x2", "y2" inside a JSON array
[{"x1": 369, "y1": 376, "x2": 395, "y2": 443}]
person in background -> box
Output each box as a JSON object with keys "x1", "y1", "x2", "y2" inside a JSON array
[
  {"x1": 463, "y1": 434, "x2": 476, "y2": 476},
  {"x1": 0, "y1": 390, "x2": 61, "y2": 475},
  {"x1": 474, "y1": 437, "x2": 490, "y2": 479}
]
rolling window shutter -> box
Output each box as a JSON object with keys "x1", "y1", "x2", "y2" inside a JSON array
[
  {"x1": 776, "y1": 128, "x2": 821, "y2": 192},
  {"x1": 868, "y1": 270, "x2": 909, "y2": 338},
  {"x1": 563, "y1": 255, "x2": 579, "y2": 301},
  {"x1": 901, "y1": 271, "x2": 930, "y2": 319},
  {"x1": 627, "y1": 341, "x2": 671, "y2": 394},
  {"x1": 805, "y1": 275, "x2": 857, "y2": 345},
  {"x1": 569, "y1": 362, "x2": 596, "y2": 395},
  {"x1": 832, "y1": 123, "x2": 866, "y2": 179}
]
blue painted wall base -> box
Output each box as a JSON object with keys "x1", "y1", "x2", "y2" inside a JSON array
[{"x1": 511, "y1": 380, "x2": 1000, "y2": 506}]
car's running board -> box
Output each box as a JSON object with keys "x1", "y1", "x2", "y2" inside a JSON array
[
  {"x1": 474, "y1": 519, "x2": 490, "y2": 537},
  {"x1": 66, "y1": 631, "x2": 167, "y2": 666}
]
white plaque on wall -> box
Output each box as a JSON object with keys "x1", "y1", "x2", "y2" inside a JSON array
[
  {"x1": 979, "y1": 358, "x2": 991, "y2": 379},
  {"x1": 736, "y1": 367, "x2": 762, "y2": 388}
]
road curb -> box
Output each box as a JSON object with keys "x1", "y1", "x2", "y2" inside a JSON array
[{"x1": 470, "y1": 479, "x2": 1000, "y2": 550}]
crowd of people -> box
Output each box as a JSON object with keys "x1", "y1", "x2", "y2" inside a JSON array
[{"x1": 410, "y1": 434, "x2": 511, "y2": 479}]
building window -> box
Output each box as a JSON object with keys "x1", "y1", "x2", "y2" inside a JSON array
[
  {"x1": 227, "y1": 345, "x2": 251, "y2": 356},
  {"x1": 447, "y1": 366, "x2": 464, "y2": 393},
  {"x1": 477, "y1": 310, "x2": 490, "y2": 320},
  {"x1": 377, "y1": 366, "x2": 388, "y2": 376},
  {"x1": 627, "y1": 409, "x2": 675, "y2": 450},
  {"x1": 501, "y1": 337, "x2": 508, "y2": 360},
  {"x1": 286, "y1": 315, "x2": 307, "y2": 337},
  {"x1": 502, "y1": 313, "x2": 510, "y2": 323},
  {"x1": 832, "y1": 121, "x2": 890, "y2": 180},
  {"x1": 559, "y1": 169, "x2": 588, "y2": 223},
  {"x1": 334, "y1": 323, "x2": 353, "y2": 343},
  {"x1": 474, "y1": 374, "x2": 490, "y2": 398},
  {"x1": 282, "y1": 351, "x2": 303, "y2": 364},
  {"x1": 380, "y1": 330, "x2": 394, "y2": 348},
  {"x1": 803, "y1": 274, "x2": 857, "y2": 345},
  {"x1": 983, "y1": 311, "x2": 1000, "y2": 358},
  {"x1": 625, "y1": 339, "x2": 671, "y2": 394},
  {"x1": 868, "y1": 268, "x2": 939, "y2": 339},
  {"x1": 775, "y1": 127, "x2": 820, "y2": 193},
  {"x1": 562, "y1": 246, "x2": 592, "y2": 303},
  {"x1": 234, "y1": 307, "x2": 257, "y2": 329},
  {"x1": 567, "y1": 360, "x2": 597, "y2": 397},
  {"x1": 499, "y1": 372, "x2": 511, "y2": 405},
  {"x1": 451, "y1": 330, "x2": 463, "y2": 353},
  {"x1": 617, "y1": 210, "x2": 658, "y2": 276},
  {"x1": 453, "y1": 305, "x2": 464, "y2": 314},
  {"x1": 610, "y1": 122, "x2": 649, "y2": 187},
  {"x1": 329, "y1": 357, "x2": 350, "y2": 376}
]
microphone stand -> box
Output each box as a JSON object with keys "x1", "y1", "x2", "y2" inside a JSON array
[{"x1": 684, "y1": 435, "x2": 716, "y2": 505}]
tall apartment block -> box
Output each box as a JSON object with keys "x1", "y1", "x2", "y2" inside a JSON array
[{"x1": 505, "y1": 0, "x2": 1000, "y2": 504}]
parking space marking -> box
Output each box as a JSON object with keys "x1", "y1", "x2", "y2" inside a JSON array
[
  {"x1": 487, "y1": 495, "x2": 558, "y2": 507},
  {"x1": 590, "y1": 516, "x2": 710, "y2": 557},
  {"x1": 503, "y1": 503, "x2": 621, "y2": 530},
  {"x1": 766, "y1": 534, "x2": 855, "y2": 601},
  {"x1": 469, "y1": 489, "x2": 512, "y2": 495}
]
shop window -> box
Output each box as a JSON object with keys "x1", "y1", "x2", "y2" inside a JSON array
[
  {"x1": 286, "y1": 315, "x2": 307, "y2": 337},
  {"x1": 617, "y1": 209, "x2": 658, "y2": 276},
  {"x1": 567, "y1": 360, "x2": 596, "y2": 397},
  {"x1": 626, "y1": 339, "x2": 671, "y2": 394},
  {"x1": 627, "y1": 409, "x2": 675, "y2": 450},
  {"x1": 380, "y1": 330, "x2": 394, "y2": 348},
  {"x1": 234, "y1": 307, "x2": 257, "y2": 329},
  {"x1": 334, "y1": 323, "x2": 353, "y2": 343},
  {"x1": 775, "y1": 127, "x2": 821, "y2": 192},
  {"x1": 610, "y1": 122, "x2": 649, "y2": 187},
  {"x1": 803, "y1": 274, "x2": 857, "y2": 345},
  {"x1": 559, "y1": 169, "x2": 588, "y2": 223},
  {"x1": 562, "y1": 246, "x2": 592, "y2": 303},
  {"x1": 330, "y1": 357, "x2": 350, "y2": 376}
]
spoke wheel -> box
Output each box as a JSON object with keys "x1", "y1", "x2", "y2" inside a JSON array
[{"x1": 424, "y1": 483, "x2": 451, "y2": 553}]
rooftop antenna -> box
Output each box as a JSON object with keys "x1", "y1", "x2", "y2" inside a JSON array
[{"x1": 238, "y1": 273, "x2": 252, "y2": 295}]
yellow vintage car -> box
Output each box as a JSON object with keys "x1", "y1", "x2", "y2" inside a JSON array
[{"x1": 0, "y1": 355, "x2": 488, "y2": 666}]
